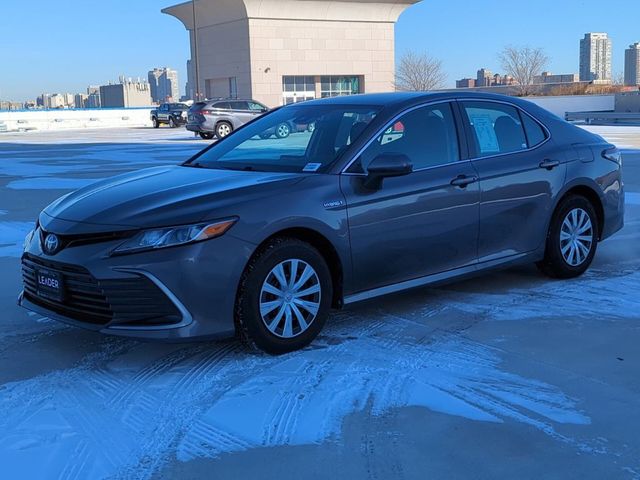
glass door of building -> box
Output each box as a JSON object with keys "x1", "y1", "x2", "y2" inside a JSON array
[{"x1": 282, "y1": 76, "x2": 316, "y2": 105}]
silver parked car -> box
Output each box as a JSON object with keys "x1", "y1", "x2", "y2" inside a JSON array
[
  {"x1": 20, "y1": 92, "x2": 624, "y2": 354},
  {"x1": 186, "y1": 99, "x2": 274, "y2": 140}
]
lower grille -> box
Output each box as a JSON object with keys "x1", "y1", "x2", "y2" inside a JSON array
[{"x1": 22, "y1": 255, "x2": 182, "y2": 327}]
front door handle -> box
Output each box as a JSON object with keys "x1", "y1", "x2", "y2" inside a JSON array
[
  {"x1": 450, "y1": 175, "x2": 478, "y2": 188},
  {"x1": 539, "y1": 159, "x2": 560, "y2": 170}
]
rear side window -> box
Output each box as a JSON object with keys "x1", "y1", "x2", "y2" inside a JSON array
[
  {"x1": 462, "y1": 102, "x2": 528, "y2": 157},
  {"x1": 213, "y1": 102, "x2": 231, "y2": 110},
  {"x1": 521, "y1": 113, "x2": 547, "y2": 147},
  {"x1": 229, "y1": 101, "x2": 249, "y2": 110}
]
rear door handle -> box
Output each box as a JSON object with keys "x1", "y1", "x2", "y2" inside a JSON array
[
  {"x1": 539, "y1": 159, "x2": 560, "y2": 170},
  {"x1": 450, "y1": 175, "x2": 478, "y2": 188}
]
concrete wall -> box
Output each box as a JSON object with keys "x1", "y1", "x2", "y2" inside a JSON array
[
  {"x1": 526, "y1": 94, "x2": 615, "y2": 118},
  {"x1": 194, "y1": 20, "x2": 252, "y2": 100},
  {"x1": 248, "y1": 18, "x2": 395, "y2": 106},
  {"x1": 0, "y1": 109, "x2": 153, "y2": 132}
]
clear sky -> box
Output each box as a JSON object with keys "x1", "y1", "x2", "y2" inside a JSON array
[{"x1": 1, "y1": 0, "x2": 638, "y2": 101}]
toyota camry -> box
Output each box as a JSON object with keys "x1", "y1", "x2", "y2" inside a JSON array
[{"x1": 19, "y1": 92, "x2": 624, "y2": 354}]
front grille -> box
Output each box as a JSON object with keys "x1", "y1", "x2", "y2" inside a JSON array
[
  {"x1": 39, "y1": 228, "x2": 136, "y2": 252},
  {"x1": 22, "y1": 254, "x2": 182, "y2": 327}
]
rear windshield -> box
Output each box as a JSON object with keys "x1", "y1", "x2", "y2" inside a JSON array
[{"x1": 186, "y1": 104, "x2": 380, "y2": 174}]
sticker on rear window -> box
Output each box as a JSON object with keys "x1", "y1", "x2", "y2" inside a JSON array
[{"x1": 303, "y1": 163, "x2": 322, "y2": 172}]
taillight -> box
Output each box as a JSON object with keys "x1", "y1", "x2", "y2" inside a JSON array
[
  {"x1": 602, "y1": 147, "x2": 622, "y2": 166},
  {"x1": 200, "y1": 109, "x2": 213, "y2": 115}
]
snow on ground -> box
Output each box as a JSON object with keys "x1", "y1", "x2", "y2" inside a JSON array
[
  {"x1": 0, "y1": 126, "x2": 639, "y2": 479},
  {"x1": 581, "y1": 125, "x2": 640, "y2": 149}
]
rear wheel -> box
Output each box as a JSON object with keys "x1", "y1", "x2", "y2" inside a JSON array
[
  {"x1": 537, "y1": 195, "x2": 598, "y2": 279},
  {"x1": 199, "y1": 132, "x2": 214, "y2": 140},
  {"x1": 216, "y1": 121, "x2": 233, "y2": 138},
  {"x1": 236, "y1": 238, "x2": 332, "y2": 355}
]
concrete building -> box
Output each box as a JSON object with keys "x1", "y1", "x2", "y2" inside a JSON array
[
  {"x1": 74, "y1": 93, "x2": 88, "y2": 109},
  {"x1": 476, "y1": 68, "x2": 493, "y2": 87},
  {"x1": 163, "y1": 0, "x2": 420, "y2": 107},
  {"x1": 624, "y1": 43, "x2": 640, "y2": 87},
  {"x1": 534, "y1": 72, "x2": 579, "y2": 85},
  {"x1": 86, "y1": 87, "x2": 101, "y2": 108},
  {"x1": 148, "y1": 67, "x2": 180, "y2": 103},
  {"x1": 456, "y1": 78, "x2": 476, "y2": 89},
  {"x1": 99, "y1": 80, "x2": 153, "y2": 108},
  {"x1": 580, "y1": 33, "x2": 612, "y2": 83}
]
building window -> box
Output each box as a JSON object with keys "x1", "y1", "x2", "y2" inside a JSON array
[
  {"x1": 282, "y1": 76, "x2": 316, "y2": 104},
  {"x1": 229, "y1": 77, "x2": 238, "y2": 99},
  {"x1": 320, "y1": 76, "x2": 362, "y2": 98}
]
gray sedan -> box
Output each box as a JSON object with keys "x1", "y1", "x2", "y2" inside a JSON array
[{"x1": 20, "y1": 92, "x2": 624, "y2": 354}]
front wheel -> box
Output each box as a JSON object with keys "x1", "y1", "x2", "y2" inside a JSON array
[
  {"x1": 169, "y1": 117, "x2": 177, "y2": 128},
  {"x1": 275, "y1": 123, "x2": 291, "y2": 139},
  {"x1": 236, "y1": 238, "x2": 333, "y2": 355},
  {"x1": 537, "y1": 195, "x2": 599, "y2": 279},
  {"x1": 152, "y1": 117, "x2": 159, "y2": 128}
]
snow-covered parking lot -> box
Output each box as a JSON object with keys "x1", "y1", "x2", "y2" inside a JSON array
[{"x1": 0, "y1": 126, "x2": 639, "y2": 479}]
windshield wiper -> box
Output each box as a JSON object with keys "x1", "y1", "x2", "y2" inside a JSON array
[{"x1": 184, "y1": 162, "x2": 205, "y2": 169}]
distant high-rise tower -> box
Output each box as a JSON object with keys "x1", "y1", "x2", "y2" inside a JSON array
[
  {"x1": 625, "y1": 43, "x2": 640, "y2": 86},
  {"x1": 148, "y1": 67, "x2": 180, "y2": 103},
  {"x1": 476, "y1": 68, "x2": 493, "y2": 87},
  {"x1": 579, "y1": 33, "x2": 612, "y2": 83}
]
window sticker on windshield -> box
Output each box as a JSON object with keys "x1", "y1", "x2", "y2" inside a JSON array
[
  {"x1": 469, "y1": 114, "x2": 500, "y2": 153},
  {"x1": 303, "y1": 163, "x2": 322, "y2": 172}
]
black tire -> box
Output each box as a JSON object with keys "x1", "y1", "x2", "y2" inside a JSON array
[
  {"x1": 199, "y1": 132, "x2": 214, "y2": 140},
  {"x1": 537, "y1": 195, "x2": 599, "y2": 279},
  {"x1": 216, "y1": 121, "x2": 233, "y2": 138},
  {"x1": 152, "y1": 117, "x2": 159, "y2": 128},
  {"x1": 275, "y1": 123, "x2": 291, "y2": 139},
  {"x1": 235, "y1": 238, "x2": 333, "y2": 355}
]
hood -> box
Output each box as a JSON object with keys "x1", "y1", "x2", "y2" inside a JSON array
[{"x1": 42, "y1": 166, "x2": 303, "y2": 233}]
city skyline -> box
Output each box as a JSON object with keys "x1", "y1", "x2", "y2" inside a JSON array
[{"x1": 1, "y1": 0, "x2": 639, "y2": 101}]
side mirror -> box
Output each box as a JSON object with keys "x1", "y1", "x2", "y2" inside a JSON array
[{"x1": 363, "y1": 154, "x2": 413, "y2": 189}]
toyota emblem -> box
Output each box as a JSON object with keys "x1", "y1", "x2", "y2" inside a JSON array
[{"x1": 44, "y1": 233, "x2": 60, "y2": 255}]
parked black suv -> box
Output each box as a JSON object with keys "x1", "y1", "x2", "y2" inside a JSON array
[{"x1": 150, "y1": 103, "x2": 189, "y2": 128}]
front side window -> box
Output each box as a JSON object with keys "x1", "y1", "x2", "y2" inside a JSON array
[
  {"x1": 349, "y1": 103, "x2": 460, "y2": 173},
  {"x1": 462, "y1": 102, "x2": 528, "y2": 157},
  {"x1": 188, "y1": 105, "x2": 379, "y2": 173},
  {"x1": 248, "y1": 101, "x2": 267, "y2": 112}
]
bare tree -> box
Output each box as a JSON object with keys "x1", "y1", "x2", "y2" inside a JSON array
[
  {"x1": 395, "y1": 51, "x2": 447, "y2": 92},
  {"x1": 613, "y1": 71, "x2": 625, "y2": 86},
  {"x1": 499, "y1": 46, "x2": 549, "y2": 96}
]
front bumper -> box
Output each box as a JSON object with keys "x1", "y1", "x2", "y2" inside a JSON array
[{"x1": 19, "y1": 227, "x2": 256, "y2": 341}]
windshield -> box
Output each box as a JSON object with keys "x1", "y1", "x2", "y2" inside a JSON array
[{"x1": 187, "y1": 104, "x2": 379, "y2": 173}]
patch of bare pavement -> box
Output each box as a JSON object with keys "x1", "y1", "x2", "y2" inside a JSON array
[{"x1": 0, "y1": 127, "x2": 638, "y2": 480}]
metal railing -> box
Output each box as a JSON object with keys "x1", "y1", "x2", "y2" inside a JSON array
[{"x1": 566, "y1": 111, "x2": 640, "y2": 125}]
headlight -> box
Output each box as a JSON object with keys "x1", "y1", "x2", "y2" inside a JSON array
[{"x1": 111, "y1": 218, "x2": 237, "y2": 255}]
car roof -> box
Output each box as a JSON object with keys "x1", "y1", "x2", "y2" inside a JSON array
[{"x1": 290, "y1": 91, "x2": 539, "y2": 110}]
